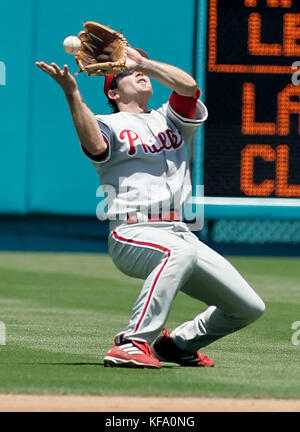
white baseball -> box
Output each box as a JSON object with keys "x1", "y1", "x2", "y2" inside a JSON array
[{"x1": 63, "y1": 36, "x2": 81, "y2": 55}]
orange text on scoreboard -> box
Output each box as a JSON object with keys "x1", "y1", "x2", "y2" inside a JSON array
[
  {"x1": 241, "y1": 144, "x2": 300, "y2": 196},
  {"x1": 208, "y1": 0, "x2": 300, "y2": 73}
]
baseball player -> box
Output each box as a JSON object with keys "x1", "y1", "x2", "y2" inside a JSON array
[{"x1": 36, "y1": 46, "x2": 265, "y2": 369}]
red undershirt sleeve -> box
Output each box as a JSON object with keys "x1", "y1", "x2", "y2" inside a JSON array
[{"x1": 169, "y1": 88, "x2": 201, "y2": 119}]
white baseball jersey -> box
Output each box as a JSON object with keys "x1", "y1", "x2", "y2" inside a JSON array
[
  {"x1": 82, "y1": 99, "x2": 208, "y2": 222},
  {"x1": 81, "y1": 96, "x2": 265, "y2": 356}
]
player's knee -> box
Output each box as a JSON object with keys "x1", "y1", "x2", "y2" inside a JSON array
[
  {"x1": 254, "y1": 297, "x2": 266, "y2": 319},
  {"x1": 243, "y1": 297, "x2": 265, "y2": 323}
]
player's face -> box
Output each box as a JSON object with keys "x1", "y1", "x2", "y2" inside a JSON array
[{"x1": 115, "y1": 71, "x2": 153, "y2": 101}]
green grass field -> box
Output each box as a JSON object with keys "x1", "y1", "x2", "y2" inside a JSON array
[{"x1": 0, "y1": 252, "x2": 299, "y2": 398}]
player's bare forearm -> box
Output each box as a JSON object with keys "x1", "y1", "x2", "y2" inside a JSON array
[
  {"x1": 35, "y1": 61, "x2": 106, "y2": 155},
  {"x1": 134, "y1": 56, "x2": 197, "y2": 97},
  {"x1": 65, "y1": 89, "x2": 107, "y2": 155}
]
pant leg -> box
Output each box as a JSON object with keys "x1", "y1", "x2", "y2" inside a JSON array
[
  {"x1": 171, "y1": 230, "x2": 265, "y2": 352},
  {"x1": 108, "y1": 223, "x2": 198, "y2": 344}
]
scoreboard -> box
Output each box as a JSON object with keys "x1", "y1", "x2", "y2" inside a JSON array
[{"x1": 204, "y1": 0, "x2": 300, "y2": 197}]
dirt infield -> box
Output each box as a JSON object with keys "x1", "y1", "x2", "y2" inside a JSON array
[{"x1": 0, "y1": 395, "x2": 299, "y2": 412}]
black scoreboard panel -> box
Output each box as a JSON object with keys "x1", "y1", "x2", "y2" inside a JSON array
[{"x1": 204, "y1": 0, "x2": 300, "y2": 197}]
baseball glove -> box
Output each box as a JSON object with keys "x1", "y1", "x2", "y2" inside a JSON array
[{"x1": 75, "y1": 21, "x2": 129, "y2": 76}]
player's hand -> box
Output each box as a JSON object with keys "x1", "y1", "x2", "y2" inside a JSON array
[
  {"x1": 125, "y1": 47, "x2": 147, "y2": 72},
  {"x1": 35, "y1": 61, "x2": 78, "y2": 96}
]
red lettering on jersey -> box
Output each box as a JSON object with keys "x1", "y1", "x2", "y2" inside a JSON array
[
  {"x1": 119, "y1": 128, "x2": 183, "y2": 156},
  {"x1": 158, "y1": 132, "x2": 172, "y2": 150},
  {"x1": 158, "y1": 130, "x2": 182, "y2": 151},
  {"x1": 119, "y1": 129, "x2": 140, "y2": 156},
  {"x1": 139, "y1": 138, "x2": 154, "y2": 154},
  {"x1": 148, "y1": 133, "x2": 165, "y2": 153},
  {"x1": 166, "y1": 129, "x2": 183, "y2": 148}
]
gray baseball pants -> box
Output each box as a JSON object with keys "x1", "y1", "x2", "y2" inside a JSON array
[{"x1": 108, "y1": 221, "x2": 265, "y2": 352}]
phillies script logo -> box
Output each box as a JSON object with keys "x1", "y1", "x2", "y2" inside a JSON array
[{"x1": 119, "y1": 129, "x2": 183, "y2": 156}]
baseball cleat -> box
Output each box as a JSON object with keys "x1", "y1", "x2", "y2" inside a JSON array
[
  {"x1": 104, "y1": 340, "x2": 162, "y2": 369},
  {"x1": 152, "y1": 328, "x2": 215, "y2": 367}
]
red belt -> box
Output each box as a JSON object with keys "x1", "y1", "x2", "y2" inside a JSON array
[{"x1": 127, "y1": 211, "x2": 180, "y2": 224}]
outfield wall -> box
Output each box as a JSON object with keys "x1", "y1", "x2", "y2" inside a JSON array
[{"x1": 1, "y1": 1, "x2": 300, "y2": 254}]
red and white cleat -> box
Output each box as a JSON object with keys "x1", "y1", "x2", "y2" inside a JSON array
[
  {"x1": 152, "y1": 328, "x2": 215, "y2": 367},
  {"x1": 104, "y1": 339, "x2": 162, "y2": 369}
]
